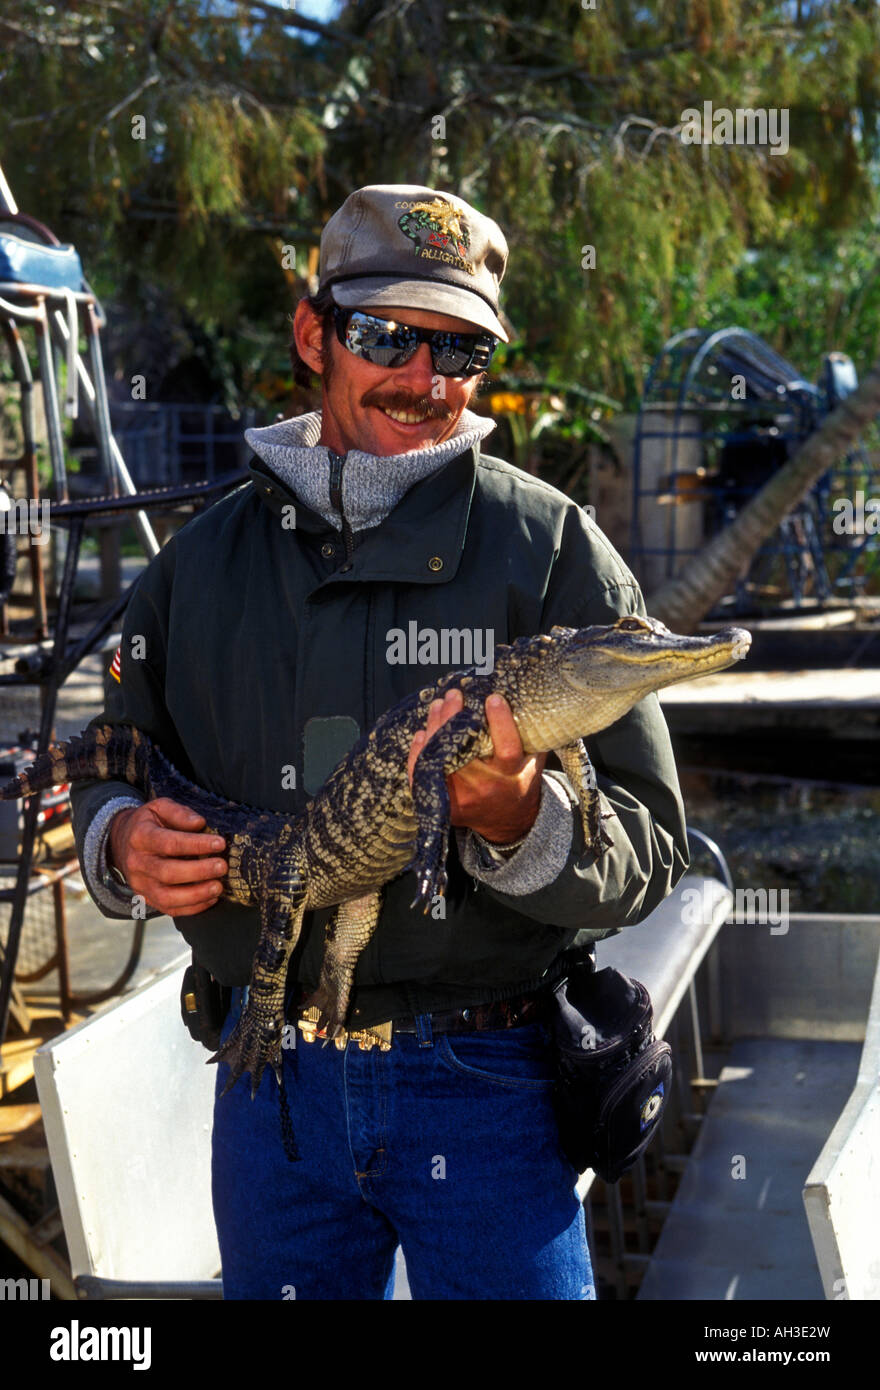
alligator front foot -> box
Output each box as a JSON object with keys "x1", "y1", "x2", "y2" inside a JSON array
[
  {"x1": 209, "y1": 1003, "x2": 283, "y2": 1099},
  {"x1": 586, "y1": 798, "x2": 615, "y2": 858},
  {"x1": 554, "y1": 739, "x2": 615, "y2": 860},
  {"x1": 409, "y1": 829, "x2": 449, "y2": 912}
]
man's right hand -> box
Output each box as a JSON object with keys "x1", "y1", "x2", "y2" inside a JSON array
[{"x1": 107, "y1": 799, "x2": 228, "y2": 918}]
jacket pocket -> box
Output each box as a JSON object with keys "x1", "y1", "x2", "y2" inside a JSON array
[{"x1": 436, "y1": 1022, "x2": 557, "y2": 1089}]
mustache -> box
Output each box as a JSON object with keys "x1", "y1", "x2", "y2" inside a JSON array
[{"x1": 362, "y1": 387, "x2": 452, "y2": 419}]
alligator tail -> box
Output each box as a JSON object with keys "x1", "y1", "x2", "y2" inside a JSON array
[{"x1": 0, "y1": 723, "x2": 151, "y2": 801}]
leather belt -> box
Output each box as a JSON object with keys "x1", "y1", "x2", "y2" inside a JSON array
[
  {"x1": 295, "y1": 988, "x2": 548, "y2": 1052},
  {"x1": 395, "y1": 991, "x2": 546, "y2": 1034}
]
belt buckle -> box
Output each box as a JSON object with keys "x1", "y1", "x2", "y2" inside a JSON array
[{"x1": 297, "y1": 1006, "x2": 393, "y2": 1052}]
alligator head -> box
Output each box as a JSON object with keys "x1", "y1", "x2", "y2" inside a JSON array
[
  {"x1": 505, "y1": 614, "x2": 751, "y2": 750},
  {"x1": 560, "y1": 614, "x2": 750, "y2": 726}
]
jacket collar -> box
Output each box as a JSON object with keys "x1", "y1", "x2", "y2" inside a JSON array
[
  {"x1": 245, "y1": 408, "x2": 494, "y2": 533},
  {"x1": 248, "y1": 440, "x2": 480, "y2": 587}
]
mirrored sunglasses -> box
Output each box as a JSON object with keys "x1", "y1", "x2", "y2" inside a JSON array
[{"x1": 333, "y1": 307, "x2": 497, "y2": 377}]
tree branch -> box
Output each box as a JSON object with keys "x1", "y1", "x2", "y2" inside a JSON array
[
  {"x1": 0, "y1": 17, "x2": 82, "y2": 46},
  {"x1": 87, "y1": 70, "x2": 162, "y2": 184},
  {"x1": 245, "y1": 0, "x2": 358, "y2": 44}
]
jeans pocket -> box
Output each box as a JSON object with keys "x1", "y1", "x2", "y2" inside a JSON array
[{"x1": 436, "y1": 1022, "x2": 558, "y2": 1089}]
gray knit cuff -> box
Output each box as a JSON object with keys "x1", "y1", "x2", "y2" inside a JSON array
[
  {"x1": 457, "y1": 772, "x2": 574, "y2": 896},
  {"x1": 82, "y1": 794, "x2": 161, "y2": 919}
]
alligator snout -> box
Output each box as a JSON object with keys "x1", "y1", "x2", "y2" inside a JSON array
[{"x1": 714, "y1": 626, "x2": 752, "y2": 660}]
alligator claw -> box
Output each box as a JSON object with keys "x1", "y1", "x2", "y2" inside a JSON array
[
  {"x1": 585, "y1": 798, "x2": 615, "y2": 858},
  {"x1": 410, "y1": 868, "x2": 448, "y2": 912},
  {"x1": 408, "y1": 830, "x2": 449, "y2": 911},
  {"x1": 209, "y1": 1008, "x2": 283, "y2": 1099}
]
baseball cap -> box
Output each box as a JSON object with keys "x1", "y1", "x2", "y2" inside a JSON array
[{"x1": 319, "y1": 184, "x2": 509, "y2": 342}]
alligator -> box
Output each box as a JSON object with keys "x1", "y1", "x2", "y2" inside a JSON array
[{"x1": 0, "y1": 615, "x2": 750, "y2": 1104}]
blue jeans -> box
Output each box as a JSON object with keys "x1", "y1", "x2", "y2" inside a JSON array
[{"x1": 211, "y1": 991, "x2": 595, "y2": 1300}]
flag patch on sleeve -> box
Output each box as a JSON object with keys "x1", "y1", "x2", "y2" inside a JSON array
[{"x1": 109, "y1": 645, "x2": 121, "y2": 683}]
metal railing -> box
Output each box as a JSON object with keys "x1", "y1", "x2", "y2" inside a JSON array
[
  {"x1": 584, "y1": 831, "x2": 734, "y2": 1298},
  {"x1": 584, "y1": 943, "x2": 724, "y2": 1298},
  {"x1": 108, "y1": 402, "x2": 259, "y2": 488}
]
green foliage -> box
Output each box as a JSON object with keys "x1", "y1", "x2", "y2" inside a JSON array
[
  {"x1": 1, "y1": 0, "x2": 880, "y2": 427},
  {"x1": 326, "y1": 0, "x2": 880, "y2": 405}
]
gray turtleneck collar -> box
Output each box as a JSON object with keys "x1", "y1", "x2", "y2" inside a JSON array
[{"x1": 245, "y1": 408, "x2": 496, "y2": 533}]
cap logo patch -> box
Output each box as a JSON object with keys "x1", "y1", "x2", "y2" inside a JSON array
[{"x1": 395, "y1": 197, "x2": 476, "y2": 276}]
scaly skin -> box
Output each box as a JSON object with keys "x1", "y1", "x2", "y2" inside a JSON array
[{"x1": 0, "y1": 615, "x2": 751, "y2": 1100}]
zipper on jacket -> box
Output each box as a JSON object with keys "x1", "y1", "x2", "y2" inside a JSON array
[{"x1": 327, "y1": 449, "x2": 355, "y2": 562}]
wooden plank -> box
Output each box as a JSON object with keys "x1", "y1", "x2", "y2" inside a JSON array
[
  {"x1": 0, "y1": 1101, "x2": 49, "y2": 1170},
  {"x1": 0, "y1": 1011, "x2": 69, "y2": 1098},
  {"x1": 0, "y1": 1101, "x2": 41, "y2": 1133},
  {"x1": 39, "y1": 823, "x2": 75, "y2": 855},
  {"x1": 0, "y1": 948, "x2": 32, "y2": 1034},
  {"x1": 659, "y1": 667, "x2": 880, "y2": 708},
  {"x1": 0, "y1": 1188, "x2": 76, "y2": 1299},
  {"x1": 28, "y1": 1208, "x2": 64, "y2": 1246}
]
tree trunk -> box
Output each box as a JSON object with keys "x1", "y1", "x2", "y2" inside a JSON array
[{"x1": 645, "y1": 348, "x2": 880, "y2": 632}]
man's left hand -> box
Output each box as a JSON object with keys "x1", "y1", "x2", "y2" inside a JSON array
[{"x1": 407, "y1": 689, "x2": 547, "y2": 845}]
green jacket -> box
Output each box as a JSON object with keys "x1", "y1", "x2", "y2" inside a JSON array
[{"x1": 70, "y1": 439, "x2": 689, "y2": 1027}]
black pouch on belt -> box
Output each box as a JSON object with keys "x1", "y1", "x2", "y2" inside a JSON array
[
  {"x1": 548, "y1": 955, "x2": 672, "y2": 1183},
  {"x1": 180, "y1": 956, "x2": 232, "y2": 1053}
]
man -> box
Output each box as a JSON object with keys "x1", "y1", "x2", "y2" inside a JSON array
[{"x1": 71, "y1": 184, "x2": 688, "y2": 1301}]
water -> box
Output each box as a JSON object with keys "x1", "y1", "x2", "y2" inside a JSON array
[{"x1": 679, "y1": 765, "x2": 880, "y2": 914}]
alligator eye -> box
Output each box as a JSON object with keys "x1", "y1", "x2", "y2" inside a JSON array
[{"x1": 617, "y1": 616, "x2": 652, "y2": 633}]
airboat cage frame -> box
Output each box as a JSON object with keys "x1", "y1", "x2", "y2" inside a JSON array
[
  {"x1": 0, "y1": 160, "x2": 247, "y2": 1046},
  {"x1": 629, "y1": 325, "x2": 880, "y2": 613}
]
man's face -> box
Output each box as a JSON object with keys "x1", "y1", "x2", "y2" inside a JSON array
[{"x1": 294, "y1": 300, "x2": 488, "y2": 456}]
